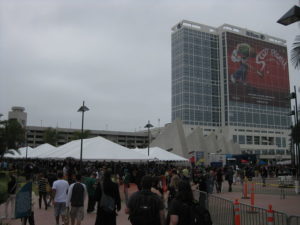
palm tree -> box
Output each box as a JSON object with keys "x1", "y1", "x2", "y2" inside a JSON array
[
  {"x1": 291, "y1": 35, "x2": 300, "y2": 70},
  {"x1": 0, "y1": 119, "x2": 25, "y2": 158},
  {"x1": 71, "y1": 130, "x2": 91, "y2": 140},
  {"x1": 43, "y1": 127, "x2": 59, "y2": 146}
]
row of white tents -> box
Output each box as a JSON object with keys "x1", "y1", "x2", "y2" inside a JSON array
[{"x1": 4, "y1": 136, "x2": 188, "y2": 162}]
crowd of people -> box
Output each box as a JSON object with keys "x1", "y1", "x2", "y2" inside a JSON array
[{"x1": 1, "y1": 158, "x2": 296, "y2": 225}]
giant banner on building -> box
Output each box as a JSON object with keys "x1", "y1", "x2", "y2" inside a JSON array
[{"x1": 227, "y1": 32, "x2": 290, "y2": 108}]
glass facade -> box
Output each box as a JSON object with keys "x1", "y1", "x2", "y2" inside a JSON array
[
  {"x1": 171, "y1": 27, "x2": 221, "y2": 126},
  {"x1": 171, "y1": 21, "x2": 291, "y2": 157}
]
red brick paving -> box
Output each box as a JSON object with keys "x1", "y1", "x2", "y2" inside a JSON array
[{"x1": 1, "y1": 183, "x2": 300, "y2": 225}]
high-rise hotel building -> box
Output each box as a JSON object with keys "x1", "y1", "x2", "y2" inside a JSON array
[{"x1": 171, "y1": 20, "x2": 291, "y2": 158}]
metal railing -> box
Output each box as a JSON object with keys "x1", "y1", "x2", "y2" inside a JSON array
[
  {"x1": 232, "y1": 178, "x2": 298, "y2": 196},
  {"x1": 206, "y1": 194, "x2": 299, "y2": 225},
  {"x1": 208, "y1": 194, "x2": 234, "y2": 225},
  {"x1": 288, "y1": 215, "x2": 300, "y2": 225}
]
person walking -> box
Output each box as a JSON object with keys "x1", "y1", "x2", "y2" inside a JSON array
[
  {"x1": 225, "y1": 167, "x2": 234, "y2": 192},
  {"x1": 126, "y1": 175, "x2": 165, "y2": 225},
  {"x1": 94, "y1": 170, "x2": 121, "y2": 225},
  {"x1": 216, "y1": 168, "x2": 223, "y2": 193},
  {"x1": 261, "y1": 166, "x2": 268, "y2": 187},
  {"x1": 66, "y1": 174, "x2": 87, "y2": 225},
  {"x1": 167, "y1": 170, "x2": 180, "y2": 207},
  {"x1": 38, "y1": 172, "x2": 49, "y2": 210},
  {"x1": 85, "y1": 172, "x2": 97, "y2": 213},
  {"x1": 52, "y1": 172, "x2": 69, "y2": 225},
  {"x1": 123, "y1": 168, "x2": 131, "y2": 205},
  {"x1": 167, "y1": 180, "x2": 212, "y2": 225}
]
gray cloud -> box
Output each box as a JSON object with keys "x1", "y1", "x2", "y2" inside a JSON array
[{"x1": 1, "y1": 0, "x2": 299, "y2": 131}]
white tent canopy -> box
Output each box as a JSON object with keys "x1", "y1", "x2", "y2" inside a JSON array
[
  {"x1": 133, "y1": 147, "x2": 188, "y2": 161},
  {"x1": 30, "y1": 143, "x2": 56, "y2": 158},
  {"x1": 37, "y1": 136, "x2": 150, "y2": 162}
]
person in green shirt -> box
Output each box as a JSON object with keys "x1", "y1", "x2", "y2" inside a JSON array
[{"x1": 85, "y1": 172, "x2": 97, "y2": 213}]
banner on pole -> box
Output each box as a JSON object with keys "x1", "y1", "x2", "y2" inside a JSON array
[{"x1": 15, "y1": 181, "x2": 32, "y2": 219}]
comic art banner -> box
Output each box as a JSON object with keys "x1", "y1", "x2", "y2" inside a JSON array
[{"x1": 226, "y1": 32, "x2": 290, "y2": 108}]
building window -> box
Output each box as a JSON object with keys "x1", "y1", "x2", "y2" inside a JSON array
[
  {"x1": 254, "y1": 136, "x2": 260, "y2": 145},
  {"x1": 261, "y1": 137, "x2": 268, "y2": 145},
  {"x1": 276, "y1": 137, "x2": 281, "y2": 147},
  {"x1": 262, "y1": 150, "x2": 268, "y2": 155},
  {"x1": 268, "y1": 137, "x2": 274, "y2": 145},
  {"x1": 246, "y1": 136, "x2": 253, "y2": 145},
  {"x1": 282, "y1": 138, "x2": 286, "y2": 147},
  {"x1": 233, "y1": 135, "x2": 237, "y2": 143},
  {"x1": 276, "y1": 149, "x2": 284, "y2": 155},
  {"x1": 269, "y1": 149, "x2": 275, "y2": 155},
  {"x1": 238, "y1": 135, "x2": 245, "y2": 144},
  {"x1": 255, "y1": 150, "x2": 261, "y2": 155}
]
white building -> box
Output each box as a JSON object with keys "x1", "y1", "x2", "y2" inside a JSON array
[{"x1": 170, "y1": 20, "x2": 291, "y2": 163}]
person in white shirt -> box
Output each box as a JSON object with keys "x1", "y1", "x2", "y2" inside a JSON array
[
  {"x1": 52, "y1": 172, "x2": 69, "y2": 225},
  {"x1": 66, "y1": 174, "x2": 87, "y2": 225}
]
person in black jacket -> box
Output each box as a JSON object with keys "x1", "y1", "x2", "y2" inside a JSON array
[
  {"x1": 126, "y1": 175, "x2": 165, "y2": 225},
  {"x1": 95, "y1": 170, "x2": 121, "y2": 225},
  {"x1": 167, "y1": 180, "x2": 212, "y2": 225}
]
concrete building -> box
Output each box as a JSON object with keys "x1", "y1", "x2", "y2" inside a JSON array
[
  {"x1": 8, "y1": 106, "x2": 27, "y2": 127},
  {"x1": 26, "y1": 126, "x2": 149, "y2": 149},
  {"x1": 5, "y1": 107, "x2": 150, "y2": 149},
  {"x1": 168, "y1": 20, "x2": 291, "y2": 163}
]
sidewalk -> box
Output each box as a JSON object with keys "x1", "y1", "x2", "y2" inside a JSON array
[
  {"x1": 1, "y1": 183, "x2": 299, "y2": 225},
  {"x1": 0, "y1": 184, "x2": 138, "y2": 225},
  {"x1": 217, "y1": 191, "x2": 300, "y2": 216}
]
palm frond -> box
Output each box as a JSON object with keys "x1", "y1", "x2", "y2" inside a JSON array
[
  {"x1": 291, "y1": 35, "x2": 300, "y2": 70},
  {"x1": 6, "y1": 149, "x2": 20, "y2": 155}
]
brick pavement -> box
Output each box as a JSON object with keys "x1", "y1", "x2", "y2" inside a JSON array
[{"x1": 1, "y1": 183, "x2": 299, "y2": 225}]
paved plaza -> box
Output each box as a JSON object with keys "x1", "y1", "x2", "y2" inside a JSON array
[{"x1": 1, "y1": 183, "x2": 300, "y2": 225}]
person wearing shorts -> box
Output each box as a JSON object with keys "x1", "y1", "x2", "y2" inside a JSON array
[
  {"x1": 66, "y1": 174, "x2": 87, "y2": 225},
  {"x1": 52, "y1": 172, "x2": 69, "y2": 225}
]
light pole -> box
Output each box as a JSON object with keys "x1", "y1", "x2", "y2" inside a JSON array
[
  {"x1": 277, "y1": 5, "x2": 300, "y2": 26},
  {"x1": 77, "y1": 101, "x2": 89, "y2": 170},
  {"x1": 288, "y1": 87, "x2": 299, "y2": 177},
  {"x1": 144, "y1": 121, "x2": 153, "y2": 156}
]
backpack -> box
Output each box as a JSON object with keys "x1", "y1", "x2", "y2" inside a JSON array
[
  {"x1": 99, "y1": 183, "x2": 115, "y2": 213},
  {"x1": 71, "y1": 183, "x2": 84, "y2": 207},
  {"x1": 129, "y1": 191, "x2": 160, "y2": 225},
  {"x1": 189, "y1": 202, "x2": 212, "y2": 225}
]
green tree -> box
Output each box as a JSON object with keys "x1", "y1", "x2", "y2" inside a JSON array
[
  {"x1": 43, "y1": 127, "x2": 59, "y2": 146},
  {"x1": 291, "y1": 35, "x2": 300, "y2": 70},
  {"x1": 71, "y1": 130, "x2": 91, "y2": 140},
  {"x1": 0, "y1": 119, "x2": 25, "y2": 158}
]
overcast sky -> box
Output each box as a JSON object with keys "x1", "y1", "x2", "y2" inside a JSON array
[{"x1": 1, "y1": 0, "x2": 300, "y2": 132}]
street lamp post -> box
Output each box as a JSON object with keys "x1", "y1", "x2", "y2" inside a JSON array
[
  {"x1": 277, "y1": 5, "x2": 300, "y2": 26},
  {"x1": 278, "y1": 9, "x2": 300, "y2": 184},
  {"x1": 144, "y1": 121, "x2": 153, "y2": 156},
  {"x1": 77, "y1": 101, "x2": 89, "y2": 170}
]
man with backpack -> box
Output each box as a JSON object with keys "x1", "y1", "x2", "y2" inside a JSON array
[
  {"x1": 66, "y1": 174, "x2": 87, "y2": 225},
  {"x1": 126, "y1": 175, "x2": 165, "y2": 225}
]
